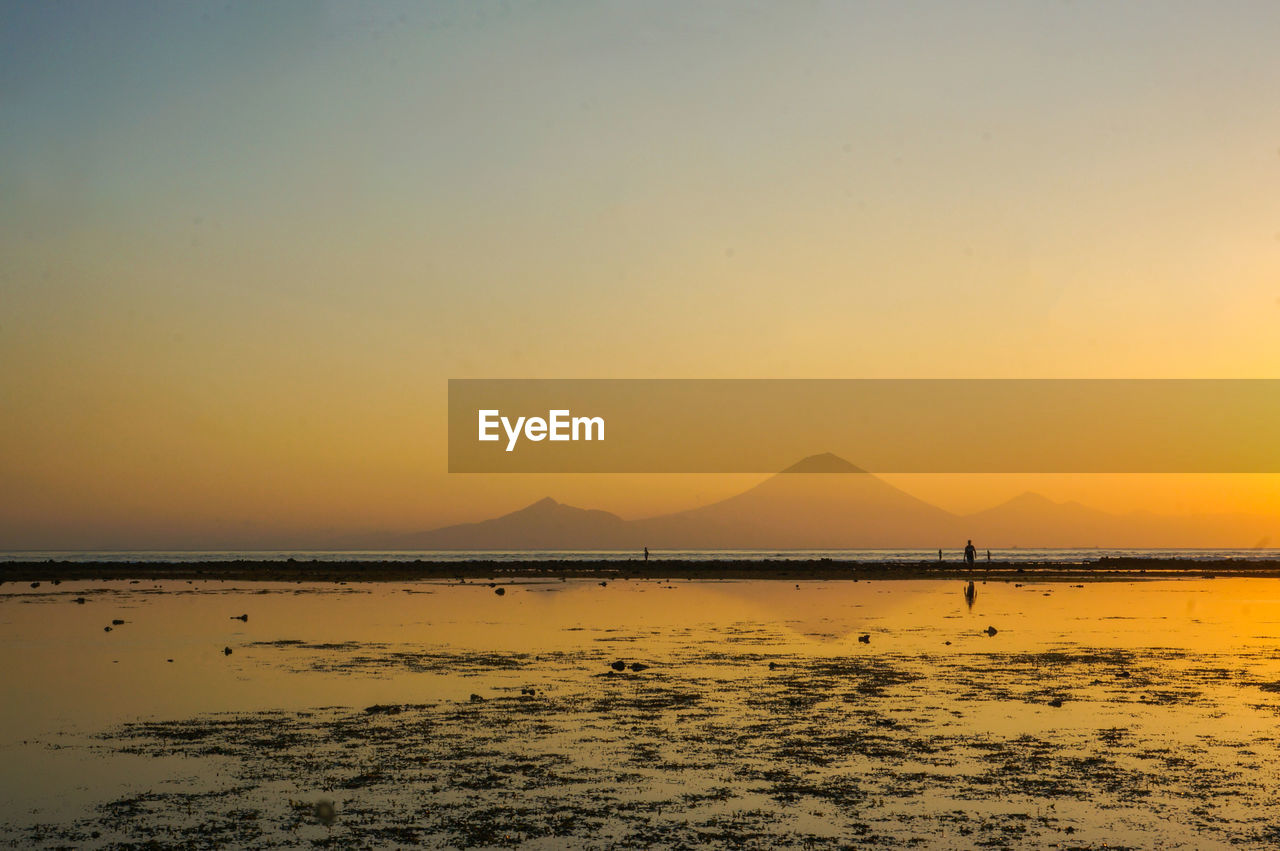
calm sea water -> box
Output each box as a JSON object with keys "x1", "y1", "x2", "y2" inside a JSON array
[
  {"x1": 3, "y1": 576, "x2": 1280, "y2": 847},
  {"x1": 3, "y1": 547, "x2": 1280, "y2": 563}
]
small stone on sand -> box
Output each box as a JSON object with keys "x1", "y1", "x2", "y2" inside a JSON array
[{"x1": 314, "y1": 799, "x2": 336, "y2": 826}]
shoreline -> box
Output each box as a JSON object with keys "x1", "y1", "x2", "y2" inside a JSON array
[{"x1": 4, "y1": 557, "x2": 1280, "y2": 583}]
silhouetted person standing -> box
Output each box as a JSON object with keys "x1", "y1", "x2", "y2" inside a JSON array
[
  {"x1": 644, "y1": 547, "x2": 649, "y2": 562},
  {"x1": 964, "y1": 540, "x2": 977, "y2": 566}
]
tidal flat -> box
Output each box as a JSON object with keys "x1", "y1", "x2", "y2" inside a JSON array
[{"x1": 3, "y1": 577, "x2": 1280, "y2": 848}]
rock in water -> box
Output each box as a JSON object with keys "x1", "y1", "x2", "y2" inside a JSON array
[
  {"x1": 628, "y1": 663, "x2": 649, "y2": 672},
  {"x1": 313, "y1": 799, "x2": 336, "y2": 826},
  {"x1": 223, "y1": 646, "x2": 233, "y2": 656},
  {"x1": 230, "y1": 614, "x2": 248, "y2": 622},
  {"x1": 858, "y1": 634, "x2": 871, "y2": 644},
  {"x1": 984, "y1": 626, "x2": 998, "y2": 636},
  {"x1": 494, "y1": 587, "x2": 505, "y2": 596},
  {"x1": 610, "y1": 660, "x2": 627, "y2": 671}
]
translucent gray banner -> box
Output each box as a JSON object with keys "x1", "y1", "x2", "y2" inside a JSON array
[{"x1": 448, "y1": 379, "x2": 1280, "y2": 473}]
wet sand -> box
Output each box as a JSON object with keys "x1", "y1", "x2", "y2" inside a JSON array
[
  {"x1": 5, "y1": 556, "x2": 1280, "y2": 583},
  {"x1": 4, "y1": 577, "x2": 1280, "y2": 848},
  {"x1": 84, "y1": 646, "x2": 1280, "y2": 849}
]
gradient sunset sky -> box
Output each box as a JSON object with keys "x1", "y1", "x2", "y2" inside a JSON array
[{"x1": 4, "y1": 1, "x2": 1280, "y2": 548}]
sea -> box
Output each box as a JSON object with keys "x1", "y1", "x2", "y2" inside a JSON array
[
  {"x1": 3, "y1": 547, "x2": 1280, "y2": 563},
  {"x1": 5, "y1": 572, "x2": 1280, "y2": 846}
]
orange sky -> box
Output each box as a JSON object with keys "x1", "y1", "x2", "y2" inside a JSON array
[{"x1": 3, "y1": 3, "x2": 1280, "y2": 548}]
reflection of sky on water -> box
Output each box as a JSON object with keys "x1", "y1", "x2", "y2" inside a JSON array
[{"x1": 3, "y1": 578, "x2": 1280, "y2": 846}]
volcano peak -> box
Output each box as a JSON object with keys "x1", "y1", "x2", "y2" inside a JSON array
[{"x1": 778, "y1": 453, "x2": 866, "y2": 474}]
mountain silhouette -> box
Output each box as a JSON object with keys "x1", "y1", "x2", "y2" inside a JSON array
[
  {"x1": 397, "y1": 496, "x2": 636, "y2": 550},
  {"x1": 964, "y1": 493, "x2": 1113, "y2": 548},
  {"x1": 632, "y1": 453, "x2": 956, "y2": 548},
  {"x1": 401, "y1": 453, "x2": 1280, "y2": 550},
  {"x1": 967, "y1": 492, "x2": 1276, "y2": 548},
  {"x1": 778, "y1": 452, "x2": 867, "y2": 474}
]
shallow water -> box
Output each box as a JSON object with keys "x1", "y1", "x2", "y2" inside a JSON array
[{"x1": 3, "y1": 577, "x2": 1280, "y2": 848}]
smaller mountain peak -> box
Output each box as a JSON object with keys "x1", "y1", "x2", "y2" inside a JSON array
[
  {"x1": 1007, "y1": 491, "x2": 1056, "y2": 507},
  {"x1": 779, "y1": 453, "x2": 866, "y2": 474},
  {"x1": 524, "y1": 497, "x2": 560, "y2": 511}
]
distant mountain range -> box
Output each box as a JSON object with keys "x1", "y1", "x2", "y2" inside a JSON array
[{"x1": 395, "y1": 453, "x2": 1279, "y2": 550}]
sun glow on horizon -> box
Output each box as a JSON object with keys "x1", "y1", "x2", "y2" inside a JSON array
[{"x1": 4, "y1": 2, "x2": 1280, "y2": 548}]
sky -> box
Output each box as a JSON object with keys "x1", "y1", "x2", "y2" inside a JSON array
[{"x1": 3, "y1": 1, "x2": 1280, "y2": 548}]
